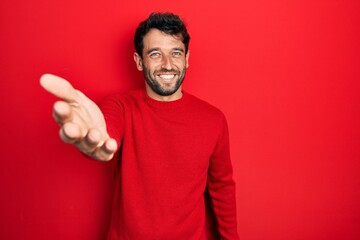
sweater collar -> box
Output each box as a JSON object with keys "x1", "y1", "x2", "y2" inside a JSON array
[{"x1": 143, "y1": 90, "x2": 190, "y2": 109}]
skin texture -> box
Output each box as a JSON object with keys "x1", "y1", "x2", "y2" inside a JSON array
[
  {"x1": 40, "y1": 28, "x2": 189, "y2": 160},
  {"x1": 134, "y1": 29, "x2": 189, "y2": 102},
  {"x1": 40, "y1": 74, "x2": 117, "y2": 161}
]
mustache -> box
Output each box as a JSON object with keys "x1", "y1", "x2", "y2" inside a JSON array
[{"x1": 154, "y1": 69, "x2": 179, "y2": 74}]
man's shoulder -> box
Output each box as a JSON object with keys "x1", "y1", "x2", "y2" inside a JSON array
[
  {"x1": 101, "y1": 89, "x2": 144, "y2": 102},
  {"x1": 98, "y1": 89, "x2": 145, "y2": 113},
  {"x1": 185, "y1": 92, "x2": 228, "y2": 134},
  {"x1": 185, "y1": 92, "x2": 224, "y2": 117}
]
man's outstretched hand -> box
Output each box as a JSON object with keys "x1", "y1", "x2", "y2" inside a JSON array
[{"x1": 40, "y1": 74, "x2": 117, "y2": 161}]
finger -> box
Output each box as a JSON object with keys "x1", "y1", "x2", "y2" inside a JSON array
[
  {"x1": 40, "y1": 74, "x2": 79, "y2": 102},
  {"x1": 59, "y1": 122, "x2": 85, "y2": 144},
  {"x1": 103, "y1": 138, "x2": 118, "y2": 154},
  {"x1": 53, "y1": 101, "x2": 73, "y2": 125},
  {"x1": 93, "y1": 138, "x2": 118, "y2": 161},
  {"x1": 77, "y1": 128, "x2": 103, "y2": 153}
]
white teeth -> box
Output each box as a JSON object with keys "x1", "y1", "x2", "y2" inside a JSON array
[{"x1": 159, "y1": 74, "x2": 175, "y2": 79}]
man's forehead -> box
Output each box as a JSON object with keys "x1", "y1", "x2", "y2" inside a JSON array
[{"x1": 143, "y1": 29, "x2": 185, "y2": 50}]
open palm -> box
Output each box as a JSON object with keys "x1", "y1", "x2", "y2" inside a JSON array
[{"x1": 40, "y1": 74, "x2": 117, "y2": 161}]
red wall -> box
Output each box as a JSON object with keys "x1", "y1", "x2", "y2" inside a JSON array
[{"x1": 1, "y1": 1, "x2": 359, "y2": 239}]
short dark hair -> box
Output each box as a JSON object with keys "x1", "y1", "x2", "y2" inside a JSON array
[{"x1": 134, "y1": 12, "x2": 190, "y2": 57}]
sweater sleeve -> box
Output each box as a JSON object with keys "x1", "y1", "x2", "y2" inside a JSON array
[
  {"x1": 207, "y1": 114, "x2": 239, "y2": 240},
  {"x1": 98, "y1": 94, "x2": 125, "y2": 149}
]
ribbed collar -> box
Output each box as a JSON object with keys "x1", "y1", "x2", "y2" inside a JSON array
[{"x1": 143, "y1": 90, "x2": 190, "y2": 109}]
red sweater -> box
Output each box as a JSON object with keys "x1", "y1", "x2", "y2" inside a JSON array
[{"x1": 100, "y1": 90, "x2": 239, "y2": 240}]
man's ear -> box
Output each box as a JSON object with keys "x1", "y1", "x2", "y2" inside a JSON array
[
  {"x1": 185, "y1": 50, "x2": 190, "y2": 68},
  {"x1": 134, "y1": 52, "x2": 143, "y2": 71}
]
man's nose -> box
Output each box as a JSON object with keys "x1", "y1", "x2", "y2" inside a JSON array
[{"x1": 161, "y1": 56, "x2": 172, "y2": 70}]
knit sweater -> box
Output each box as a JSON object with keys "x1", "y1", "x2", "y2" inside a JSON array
[{"x1": 100, "y1": 89, "x2": 239, "y2": 240}]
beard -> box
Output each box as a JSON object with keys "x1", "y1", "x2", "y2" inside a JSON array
[{"x1": 143, "y1": 66, "x2": 187, "y2": 97}]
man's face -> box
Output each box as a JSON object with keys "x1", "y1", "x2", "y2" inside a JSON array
[{"x1": 134, "y1": 29, "x2": 189, "y2": 101}]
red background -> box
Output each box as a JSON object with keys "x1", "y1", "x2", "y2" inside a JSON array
[{"x1": 1, "y1": 0, "x2": 359, "y2": 239}]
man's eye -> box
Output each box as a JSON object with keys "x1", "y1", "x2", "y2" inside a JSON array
[
  {"x1": 150, "y1": 52, "x2": 160, "y2": 57},
  {"x1": 173, "y1": 51, "x2": 182, "y2": 57}
]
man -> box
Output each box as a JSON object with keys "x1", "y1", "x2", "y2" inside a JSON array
[{"x1": 41, "y1": 12, "x2": 239, "y2": 240}]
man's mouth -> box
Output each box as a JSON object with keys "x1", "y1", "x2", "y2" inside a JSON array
[{"x1": 158, "y1": 74, "x2": 176, "y2": 79}]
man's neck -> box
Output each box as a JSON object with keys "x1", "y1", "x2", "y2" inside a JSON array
[{"x1": 145, "y1": 86, "x2": 183, "y2": 102}]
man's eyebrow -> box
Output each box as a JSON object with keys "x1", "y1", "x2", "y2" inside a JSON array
[
  {"x1": 146, "y1": 48, "x2": 160, "y2": 54},
  {"x1": 173, "y1": 48, "x2": 185, "y2": 52}
]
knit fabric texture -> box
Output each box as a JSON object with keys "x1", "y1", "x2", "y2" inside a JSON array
[{"x1": 100, "y1": 89, "x2": 239, "y2": 240}]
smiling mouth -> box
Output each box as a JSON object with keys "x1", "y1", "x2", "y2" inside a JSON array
[{"x1": 158, "y1": 74, "x2": 176, "y2": 79}]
